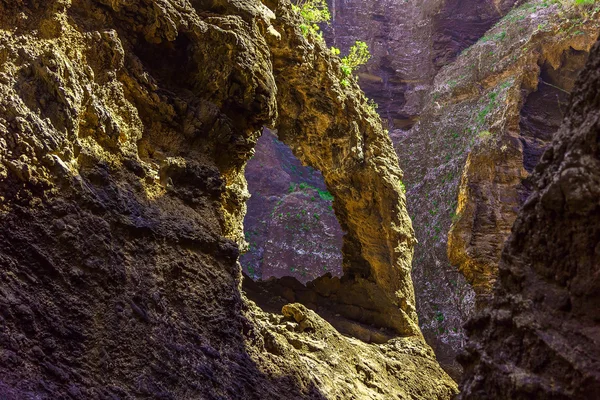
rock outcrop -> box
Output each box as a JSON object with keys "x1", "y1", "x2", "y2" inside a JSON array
[
  {"x1": 244, "y1": 0, "x2": 520, "y2": 377},
  {"x1": 0, "y1": 0, "x2": 456, "y2": 398},
  {"x1": 324, "y1": 0, "x2": 519, "y2": 130},
  {"x1": 396, "y1": 0, "x2": 600, "y2": 377},
  {"x1": 459, "y1": 33, "x2": 600, "y2": 400}
]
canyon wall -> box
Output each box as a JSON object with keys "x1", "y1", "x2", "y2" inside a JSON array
[
  {"x1": 396, "y1": 0, "x2": 600, "y2": 375},
  {"x1": 243, "y1": 0, "x2": 520, "y2": 378},
  {"x1": 0, "y1": 0, "x2": 456, "y2": 398},
  {"x1": 324, "y1": 0, "x2": 519, "y2": 130},
  {"x1": 459, "y1": 32, "x2": 600, "y2": 400},
  {"x1": 242, "y1": 130, "x2": 344, "y2": 284}
]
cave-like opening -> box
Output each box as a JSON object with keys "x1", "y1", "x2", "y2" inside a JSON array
[
  {"x1": 241, "y1": 129, "x2": 344, "y2": 284},
  {"x1": 240, "y1": 130, "x2": 399, "y2": 343}
]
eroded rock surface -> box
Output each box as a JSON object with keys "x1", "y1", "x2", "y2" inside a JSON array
[
  {"x1": 459, "y1": 33, "x2": 600, "y2": 400},
  {"x1": 0, "y1": 0, "x2": 456, "y2": 398},
  {"x1": 324, "y1": 0, "x2": 518, "y2": 130},
  {"x1": 396, "y1": 0, "x2": 600, "y2": 377},
  {"x1": 242, "y1": 0, "x2": 520, "y2": 292}
]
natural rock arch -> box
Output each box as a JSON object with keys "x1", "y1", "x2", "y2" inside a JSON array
[
  {"x1": 242, "y1": 0, "x2": 420, "y2": 338},
  {"x1": 0, "y1": 0, "x2": 457, "y2": 397}
]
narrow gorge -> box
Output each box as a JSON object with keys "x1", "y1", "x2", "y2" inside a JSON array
[{"x1": 0, "y1": 0, "x2": 598, "y2": 399}]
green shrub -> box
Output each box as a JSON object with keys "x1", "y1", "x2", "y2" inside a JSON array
[
  {"x1": 292, "y1": 0, "x2": 330, "y2": 39},
  {"x1": 337, "y1": 41, "x2": 371, "y2": 76},
  {"x1": 318, "y1": 188, "x2": 334, "y2": 201},
  {"x1": 574, "y1": 0, "x2": 597, "y2": 5}
]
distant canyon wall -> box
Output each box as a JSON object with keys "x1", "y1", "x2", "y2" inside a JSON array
[{"x1": 398, "y1": 0, "x2": 599, "y2": 377}]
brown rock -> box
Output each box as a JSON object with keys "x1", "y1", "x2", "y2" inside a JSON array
[
  {"x1": 459, "y1": 33, "x2": 600, "y2": 400},
  {"x1": 0, "y1": 0, "x2": 456, "y2": 398},
  {"x1": 397, "y1": 0, "x2": 600, "y2": 378}
]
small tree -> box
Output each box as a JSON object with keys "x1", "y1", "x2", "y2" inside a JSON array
[{"x1": 340, "y1": 41, "x2": 371, "y2": 75}]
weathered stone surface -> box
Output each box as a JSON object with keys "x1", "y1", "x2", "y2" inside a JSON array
[
  {"x1": 396, "y1": 0, "x2": 600, "y2": 378},
  {"x1": 245, "y1": 0, "x2": 519, "y2": 378},
  {"x1": 242, "y1": 0, "x2": 518, "y2": 293},
  {"x1": 0, "y1": 0, "x2": 456, "y2": 398},
  {"x1": 241, "y1": 130, "x2": 343, "y2": 283},
  {"x1": 262, "y1": 0, "x2": 424, "y2": 338},
  {"x1": 459, "y1": 33, "x2": 600, "y2": 400},
  {"x1": 324, "y1": 0, "x2": 518, "y2": 130}
]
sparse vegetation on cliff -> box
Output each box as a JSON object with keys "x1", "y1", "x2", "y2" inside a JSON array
[
  {"x1": 292, "y1": 0, "x2": 371, "y2": 87},
  {"x1": 292, "y1": 0, "x2": 330, "y2": 38}
]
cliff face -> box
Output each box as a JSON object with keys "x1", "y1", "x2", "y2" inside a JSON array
[
  {"x1": 0, "y1": 0, "x2": 456, "y2": 398},
  {"x1": 243, "y1": 0, "x2": 519, "y2": 377},
  {"x1": 324, "y1": 0, "x2": 519, "y2": 130},
  {"x1": 459, "y1": 33, "x2": 600, "y2": 400},
  {"x1": 396, "y1": 0, "x2": 600, "y2": 377}
]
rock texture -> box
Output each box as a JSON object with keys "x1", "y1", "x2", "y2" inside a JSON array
[
  {"x1": 249, "y1": 0, "x2": 423, "y2": 339},
  {"x1": 242, "y1": 0, "x2": 519, "y2": 291},
  {"x1": 241, "y1": 130, "x2": 343, "y2": 283},
  {"x1": 459, "y1": 33, "x2": 600, "y2": 400},
  {"x1": 0, "y1": 0, "x2": 456, "y2": 398},
  {"x1": 324, "y1": 0, "x2": 519, "y2": 130},
  {"x1": 396, "y1": 0, "x2": 600, "y2": 377},
  {"x1": 244, "y1": 0, "x2": 520, "y2": 377}
]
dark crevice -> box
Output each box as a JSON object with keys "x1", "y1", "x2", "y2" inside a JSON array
[{"x1": 518, "y1": 47, "x2": 588, "y2": 203}]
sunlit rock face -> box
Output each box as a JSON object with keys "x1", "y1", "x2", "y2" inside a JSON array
[
  {"x1": 244, "y1": 0, "x2": 519, "y2": 378},
  {"x1": 397, "y1": 1, "x2": 600, "y2": 378},
  {"x1": 0, "y1": 0, "x2": 457, "y2": 398},
  {"x1": 459, "y1": 34, "x2": 600, "y2": 400}
]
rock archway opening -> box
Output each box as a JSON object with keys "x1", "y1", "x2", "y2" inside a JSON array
[
  {"x1": 240, "y1": 123, "x2": 416, "y2": 344},
  {"x1": 241, "y1": 129, "x2": 344, "y2": 284},
  {"x1": 235, "y1": 6, "x2": 423, "y2": 346}
]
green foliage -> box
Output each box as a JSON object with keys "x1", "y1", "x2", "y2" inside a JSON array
[
  {"x1": 435, "y1": 311, "x2": 445, "y2": 323},
  {"x1": 289, "y1": 181, "x2": 335, "y2": 202},
  {"x1": 573, "y1": 0, "x2": 597, "y2": 5},
  {"x1": 477, "y1": 130, "x2": 493, "y2": 140},
  {"x1": 368, "y1": 98, "x2": 379, "y2": 111},
  {"x1": 340, "y1": 41, "x2": 371, "y2": 76},
  {"x1": 476, "y1": 92, "x2": 499, "y2": 126},
  {"x1": 292, "y1": 0, "x2": 331, "y2": 39},
  {"x1": 317, "y1": 188, "x2": 334, "y2": 201}
]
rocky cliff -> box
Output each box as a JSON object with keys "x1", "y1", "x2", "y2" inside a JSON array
[
  {"x1": 324, "y1": 0, "x2": 519, "y2": 130},
  {"x1": 0, "y1": 0, "x2": 456, "y2": 398},
  {"x1": 242, "y1": 0, "x2": 521, "y2": 377},
  {"x1": 396, "y1": 0, "x2": 600, "y2": 376},
  {"x1": 459, "y1": 30, "x2": 600, "y2": 400}
]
